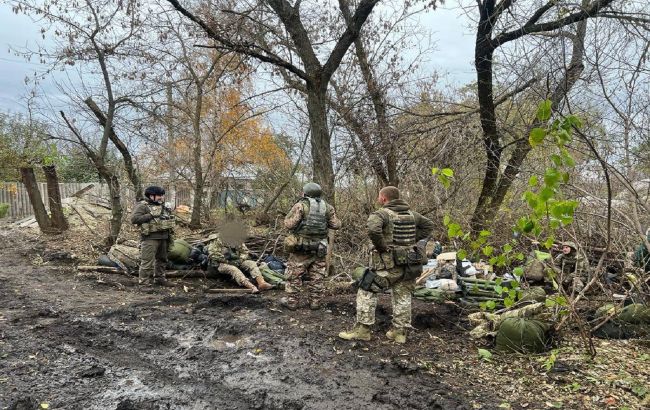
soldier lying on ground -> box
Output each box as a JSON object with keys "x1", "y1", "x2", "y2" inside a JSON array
[{"x1": 206, "y1": 233, "x2": 273, "y2": 293}]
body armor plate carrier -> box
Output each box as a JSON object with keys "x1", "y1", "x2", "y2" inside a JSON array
[
  {"x1": 140, "y1": 201, "x2": 175, "y2": 236},
  {"x1": 295, "y1": 197, "x2": 328, "y2": 239}
]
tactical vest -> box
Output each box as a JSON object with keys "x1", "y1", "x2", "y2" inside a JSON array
[
  {"x1": 140, "y1": 201, "x2": 175, "y2": 236},
  {"x1": 294, "y1": 197, "x2": 328, "y2": 239},
  {"x1": 558, "y1": 254, "x2": 577, "y2": 274},
  {"x1": 379, "y1": 208, "x2": 417, "y2": 247}
]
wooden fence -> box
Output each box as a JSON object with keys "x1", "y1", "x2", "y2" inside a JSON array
[{"x1": 0, "y1": 182, "x2": 192, "y2": 219}]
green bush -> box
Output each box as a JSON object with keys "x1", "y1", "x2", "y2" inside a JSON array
[{"x1": 0, "y1": 203, "x2": 9, "y2": 218}]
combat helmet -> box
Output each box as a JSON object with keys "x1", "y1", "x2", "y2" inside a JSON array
[
  {"x1": 303, "y1": 182, "x2": 322, "y2": 198},
  {"x1": 562, "y1": 241, "x2": 577, "y2": 251}
]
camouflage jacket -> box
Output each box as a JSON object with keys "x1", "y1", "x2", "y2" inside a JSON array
[
  {"x1": 367, "y1": 199, "x2": 434, "y2": 253},
  {"x1": 284, "y1": 198, "x2": 341, "y2": 235},
  {"x1": 207, "y1": 235, "x2": 250, "y2": 265},
  {"x1": 633, "y1": 233, "x2": 650, "y2": 273}
]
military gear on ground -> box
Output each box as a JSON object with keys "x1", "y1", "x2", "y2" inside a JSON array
[
  {"x1": 144, "y1": 185, "x2": 165, "y2": 198},
  {"x1": 412, "y1": 287, "x2": 449, "y2": 302},
  {"x1": 302, "y1": 182, "x2": 322, "y2": 198},
  {"x1": 519, "y1": 287, "x2": 547, "y2": 303},
  {"x1": 338, "y1": 323, "x2": 372, "y2": 341},
  {"x1": 168, "y1": 239, "x2": 192, "y2": 264},
  {"x1": 495, "y1": 317, "x2": 550, "y2": 353},
  {"x1": 593, "y1": 303, "x2": 650, "y2": 339},
  {"x1": 108, "y1": 243, "x2": 140, "y2": 271},
  {"x1": 386, "y1": 328, "x2": 407, "y2": 344},
  {"x1": 260, "y1": 264, "x2": 287, "y2": 287}
]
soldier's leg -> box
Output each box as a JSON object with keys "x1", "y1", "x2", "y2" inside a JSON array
[
  {"x1": 391, "y1": 277, "x2": 416, "y2": 329},
  {"x1": 282, "y1": 253, "x2": 310, "y2": 308},
  {"x1": 154, "y1": 239, "x2": 168, "y2": 279},
  {"x1": 241, "y1": 260, "x2": 273, "y2": 291},
  {"x1": 139, "y1": 239, "x2": 156, "y2": 283},
  {"x1": 356, "y1": 288, "x2": 379, "y2": 326},
  {"x1": 304, "y1": 256, "x2": 326, "y2": 309},
  {"x1": 218, "y1": 263, "x2": 258, "y2": 292}
]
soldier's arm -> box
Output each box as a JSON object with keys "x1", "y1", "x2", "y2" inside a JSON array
[
  {"x1": 327, "y1": 204, "x2": 342, "y2": 230},
  {"x1": 366, "y1": 212, "x2": 388, "y2": 252},
  {"x1": 412, "y1": 211, "x2": 434, "y2": 241},
  {"x1": 131, "y1": 203, "x2": 154, "y2": 225},
  {"x1": 284, "y1": 202, "x2": 304, "y2": 230}
]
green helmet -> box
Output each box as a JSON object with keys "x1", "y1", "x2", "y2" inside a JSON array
[
  {"x1": 562, "y1": 241, "x2": 577, "y2": 250},
  {"x1": 303, "y1": 182, "x2": 322, "y2": 198}
]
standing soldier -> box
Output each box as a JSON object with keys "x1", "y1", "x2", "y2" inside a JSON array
[
  {"x1": 206, "y1": 232, "x2": 273, "y2": 293},
  {"x1": 282, "y1": 182, "x2": 341, "y2": 310},
  {"x1": 130, "y1": 186, "x2": 175, "y2": 286},
  {"x1": 339, "y1": 186, "x2": 434, "y2": 344},
  {"x1": 554, "y1": 241, "x2": 589, "y2": 293}
]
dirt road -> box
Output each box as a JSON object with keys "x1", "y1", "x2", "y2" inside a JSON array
[{"x1": 0, "y1": 229, "x2": 483, "y2": 409}]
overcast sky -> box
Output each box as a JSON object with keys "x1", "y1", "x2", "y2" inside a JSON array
[{"x1": 0, "y1": 1, "x2": 477, "y2": 114}]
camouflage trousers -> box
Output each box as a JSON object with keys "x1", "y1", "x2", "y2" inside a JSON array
[
  {"x1": 139, "y1": 238, "x2": 169, "y2": 281},
  {"x1": 217, "y1": 260, "x2": 261, "y2": 287},
  {"x1": 356, "y1": 267, "x2": 415, "y2": 329},
  {"x1": 285, "y1": 252, "x2": 326, "y2": 304}
]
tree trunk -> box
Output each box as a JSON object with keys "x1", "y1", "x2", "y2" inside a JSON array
[
  {"x1": 307, "y1": 86, "x2": 335, "y2": 203},
  {"x1": 42, "y1": 165, "x2": 69, "y2": 232},
  {"x1": 189, "y1": 86, "x2": 204, "y2": 229},
  {"x1": 20, "y1": 167, "x2": 57, "y2": 234},
  {"x1": 104, "y1": 173, "x2": 123, "y2": 246}
]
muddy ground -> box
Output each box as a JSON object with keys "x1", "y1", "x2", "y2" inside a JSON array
[{"x1": 1, "y1": 228, "x2": 648, "y2": 410}]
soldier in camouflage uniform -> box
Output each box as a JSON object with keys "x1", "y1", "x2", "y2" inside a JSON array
[
  {"x1": 554, "y1": 241, "x2": 589, "y2": 293},
  {"x1": 130, "y1": 186, "x2": 175, "y2": 286},
  {"x1": 206, "y1": 233, "x2": 273, "y2": 293},
  {"x1": 633, "y1": 228, "x2": 650, "y2": 273},
  {"x1": 282, "y1": 182, "x2": 341, "y2": 310},
  {"x1": 339, "y1": 186, "x2": 434, "y2": 344}
]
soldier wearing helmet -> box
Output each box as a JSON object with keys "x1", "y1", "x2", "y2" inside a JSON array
[
  {"x1": 554, "y1": 241, "x2": 589, "y2": 293},
  {"x1": 281, "y1": 182, "x2": 341, "y2": 310},
  {"x1": 130, "y1": 186, "x2": 175, "y2": 286}
]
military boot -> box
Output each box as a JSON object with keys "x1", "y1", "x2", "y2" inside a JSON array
[
  {"x1": 338, "y1": 323, "x2": 372, "y2": 341},
  {"x1": 243, "y1": 279, "x2": 259, "y2": 293},
  {"x1": 386, "y1": 328, "x2": 407, "y2": 344},
  {"x1": 256, "y1": 276, "x2": 273, "y2": 291}
]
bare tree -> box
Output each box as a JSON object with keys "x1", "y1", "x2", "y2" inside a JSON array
[{"x1": 165, "y1": 0, "x2": 380, "y2": 201}]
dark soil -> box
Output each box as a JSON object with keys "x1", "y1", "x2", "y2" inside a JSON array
[
  {"x1": 1, "y1": 227, "x2": 647, "y2": 409},
  {"x1": 0, "y1": 228, "x2": 492, "y2": 410}
]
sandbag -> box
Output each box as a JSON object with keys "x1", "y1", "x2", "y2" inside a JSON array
[
  {"x1": 412, "y1": 287, "x2": 451, "y2": 302},
  {"x1": 108, "y1": 244, "x2": 140, "y2": 271},
  {"x1": 618, "y1": 304, "x2": 650, "y2": 324},
  {"x1": 519, "y1": 287, "x2": 546, "y2": 303},
  {"x1": 496, "y1": 318, "x2": 550, "y2": 353},
  {"x1": 169, "y1": 239, "x2": 192, "y2": 263}
]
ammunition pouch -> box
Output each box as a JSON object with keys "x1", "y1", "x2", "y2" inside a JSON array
[
  {"x1": 284, "y1": 234, "x2": 326, "y2": 256},
  {"x1": 141, "y1": 216, "x2": 175, "y2": 236},
  {"x1": 392, "y1": 245, "x2": 425, "y2": 280},
  {"x1": 358, "y1": 268, "x2": 383, "y2": 293},
  {"x1": 371, "y1": 250, "x2": 395, "y2": 270}
]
